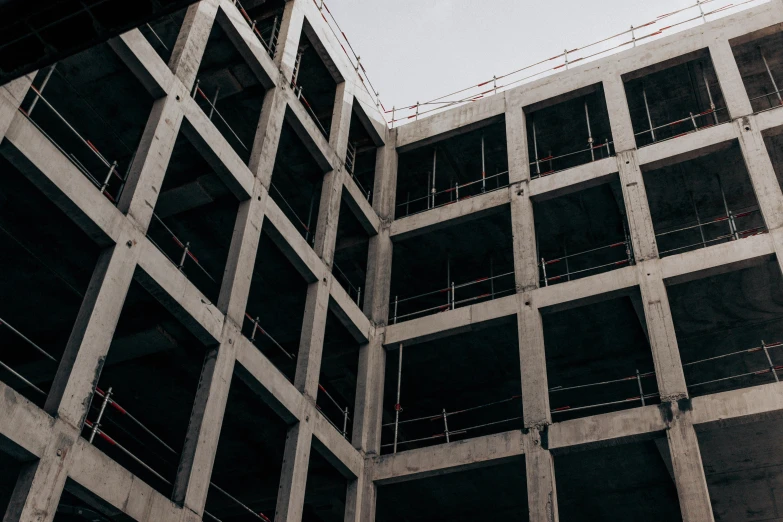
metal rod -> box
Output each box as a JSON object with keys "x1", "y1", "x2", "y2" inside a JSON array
[
  {"x1": 532, "y1": 119, "x2": 541, "y2": 175},
  {"x1": 689, "y1": 111, "x2": 698, "y2": 130},
  {"x1": 178, "y1": 242, "x2": 190, "y2": 271},
  {"x1": 697, "y1": 0, "x2": 707, "y2": 23},
  {"x1": 541, "y1": 257, "x2": 548, "y2": 287},
  {"x1": 716, "y1": 174, "x2": 738, "y2": 240},
  {"x1": 631, "y1": 25, "x2": 636, "y2": 47},
  {"x1": 443, "y1": 409, "x2": 450, "y2": 443},
  {"x1": 305, "y1": 188, "x2": 316, "y2": 243},
  {"x1": 99, "y1": 161, "x2": 118, "y2": 194},
  {"x1": 446, "y1": 254, "x2": 451, "y2": 307},
  {"x1": 356, "y1": 286, "x2": 362, "y2": 306},
  {"x1": 0, "y1": 359, "x2": 46, "y2": 395},
  {"x1": 269, "y1": 16, "x2": 279, "y2": 54},
  {"x1": 394, "y1": 344, "x2": 403, "y2": 454},
  {"x1": 89, "y1": 387, "x2": 112, "y2": 443},
  {"x1": 451, "y1": 282, "x2": 455, "y2": 310},
  {"x1": 585, "y1": 100, "x2": 594, "y2": 161},
  {"x1": 760, "y1": 47, "x2": 783, "y2": 106},
  {"x1": 490, "y1": 257, "x2": 495, "y2": 298},
  {"x1": 0, "y1": 317, "x2": 57, "y2": 362},
  {"x1": 28, "y1": 64, "x2": 57, "y2": 116},
  {"x1": 643, "y1": 87, "x2": 655, "y2": 142},
  {"x1": 636, "y1": 370, "x2": 645, "y2": 406},
  {"x1": 432, "y1": 148, "x2": 437, "y2": 209},
  {"x1": 762, "y1": 340, "x2": 779, "y2": 382},
  {"x1": 564, "y1": 242, "x2": 570, "y2": 282},
  {"x1": 701, "y1": 64, "x2": 719, "y2": 125},
  {"x1": 192, "y1": 79, "x2": 200, "y2": 99},
  {"x1": 343, "y1": 407, "x2": 350, "y2": 438},
  {"x1": 683, "y1": 170, "x2": 707, "y2": 249},
  {"x1": 394, "y1": 295, "x2": 398, "y2": 324},
  {"x1": 481, "y1": 133, "x2": 486, "y2": 192},
  {"x1": 208, "y1": 87, "x2": 221, "y2": 120}
]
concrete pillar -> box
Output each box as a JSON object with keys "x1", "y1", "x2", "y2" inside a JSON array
[
  {"x1": 518, "y1": 293, "x2": 551, "y2": 428},
  {"x1": 274, "y1": 419, "x2": 314, "y2": 522},
  {"x1": 0, "y1": 73, "x2": 34, "y2": 143},
  {"x1": 351, "y1": 334, "x2": 385, "y2": 454},
  {"x1": 294, "y1": 278, "x2": 330, "y2": 398},
  {"x1": 169, "y1": 0, "x2": 220, "y2": 91},
  {"x1": 313, "y1": 168, "x2": 344, "y2": 268},
  {"x1": 330, "y1": 82, "x2": 354, "y2": 160},
  {"x1": 603, "y1": 75, "x2": 636, "y2": 153},
  {"x1": 667, "y1": 403, "x2": 715, "y2": 522},
  {"x1": 505, "y1": 97, "x2": 531, "y2": 184},
  {"x1": 172, "y1": 323, "x2": 238, "y2": 515},
  {"x1": 44, "y1": 234, "x2": 141, "y2": 429},
  {"x1": 274, "y1": 0, "x2": 306, "y2": 82},
  {"x1": 709, "y1": 39, "x2": 753, "y2": 120},
  {"x1": 524, "y1": 429, "x2": 559, "y2": 522},
  {"x1": 248, "y1": 88, "x2": 287, "y2": 188},
  {"x1": 637, "y1": 261, "x2": 688, "y2": 401},
  {"x1": 344, "y1": 462, "x2": 375, "y2": 522},
  {"x1": 736, "y1": 115, "x2": 783, "y2": 230},
  {"x1": 617, "y1": 150, "x2": 659, "y2": 262},
  {"x1": 118, "y1": 89, "x2": 187, "y2": 231}
]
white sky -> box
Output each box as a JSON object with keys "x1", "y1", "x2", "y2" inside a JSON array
[{"x1": 323, "y1": 0, "x2": 768, "y2": 116}]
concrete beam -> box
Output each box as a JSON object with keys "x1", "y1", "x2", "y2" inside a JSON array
[
  {"x1": 617, "y1": 150, "x2": 658, "y2": 262},
  {"x1": 274, "y1": 420, "x2": 313, "y2": 522},
  {"x1": 690, "y1": 380, "x2": 783, "y2": 427},
  {"x1": 329, "y1": 281, "x2": 372, "y2": 344},
  {"x1": 215, "y1": 2, "x2": 277, "y2": 91},
  {"x1": 534, "y1": 264, "x2": 637, "y2": 312},
  {"x1": 636, "y1": 122, "x2": 737, "y2": 171},
  {"x1": 342, "y1": 176, "x2": 381, "y2": 236},
  {"x1": 0, "y1": 73, "x2": 34, "y2": 143},
  {"x1": 709, "y1": 38, "x2": 754, "y2": 120},
  {"x1": 294, "y1": 279, "x2": 330, "y2": 398},
  {"x1": 109, "y1": 29, "x2": 171, "y2": 99},
  {"x1": 529, "y1": 157, "x2": 617, "y2": 202},
  {"x1": 0, "y1": 381, "x2": 54, "y2": 459},
  {"x1": 372, "y1": 430, "x2": 524, "y2": 485}
]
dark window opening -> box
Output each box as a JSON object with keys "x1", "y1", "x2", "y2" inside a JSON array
[
  {"x1": 345, "y1": 101, "x2": 380, "y2": 203},
  {"x1": 730, "y1": 27, "x2": 783, "y2": 113},
  {"x1": 302, "y1": 446, "x2": 348, "y2": 522},
  {"x1": 318, "y1": 310, "x2": 361, "y2": 441},
  {"x1": 227, "y1": 0, "x2": 285, "y2": 60},
  {"x1": 290, "y1": 26, "x2": 338, "y2": 140},
  {"x1": 140, "y1": 7, "x2": 187, "y2": 64},
  {"x1": 333, "y1": 191, "x2": 369, "y2": 310}
]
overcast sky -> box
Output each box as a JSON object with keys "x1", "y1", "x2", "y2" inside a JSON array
[{"x1": 323, "y1": 0, "x2": 768, "y2": 116}]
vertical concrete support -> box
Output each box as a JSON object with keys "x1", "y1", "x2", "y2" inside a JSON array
[
  {"x1": 274, "y1": 420, "x2": 314, "y2": 522},
  {"x1": 667, "y1": 404, "x2": 715, "y2": 522},
  {"x1": 294, "y1": 278, "x2": 330, "y2": 398},
  {"x1": 0, "y1": 73, "x2": 34, "y2": 142},
  {"x1": 736, "y1": 115, "x2": 783, "y2": 230},
  {"x1": 44, "y1": 236, "x2": 140, "y2": 428},
  {"x1": 617, "y1": 150, "x2": 659, "y2": 262},
  {"x1": 709, "y1": 39, "x2": 753, "y2": 119},
  {"x1": 169, "y1": 0, "x2": 220, "y2": 91},
  {"x1": 249, "y1": 88, "x2": 287, "y2": 188},
  {"x1": 603, "y1": 75, "x2": 636, "y2": 153},
  {"x1": 330, "y1": 82, "x2": 354, "y2": 160},
  {"x1": 518, "y1": 294, "x2": 551, "y2": 428},
  {"x1": 173, "y1": 326, "x2": 238, "y2": 515},
  {"x1": 313, "y1": 168, "x2": 344, "y2": 268},
  {"x1": 524, "y1": 429, "x2": 559, "y2": 522},
  {"x1": 3, "y1": 427, "x2": 76, "y2": 522},
  {"x1": 118, "y1": 90, "x2": 186, "y2": 230},
  {"x1": 505, "y1": 97, "x2": 530, "y2": 184},
  {"x1": 637, "y1": 261, "x2": 688, "y2": 401},
  {"x1": 274, "y1": 0, "x2": 306, "y2": 81},
  {"x1": 344, "y1": 462, "x2": 375, "y2": 522},
  {"x1": 351, "y1": 334, "x2": 385, "y2": 454}
]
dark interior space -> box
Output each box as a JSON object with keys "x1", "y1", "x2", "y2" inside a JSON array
[
  {"x1": 194, "y1": 18, "x2": 269, "y2": 163},
  {"x1": 333, "y1": 192, "x2": 369, "y2": 308},
  {"x1": 763, "y1": 127, "x2": 783, "y2": 193},
  {"x1": 270, "y1": 116, "x2": 327, "y2": 245},
  {"x1": 301, "y1": 448, "x2": 348, "y2": 522},
  {"x1": 643, "y1": 141, "x2": 766, "y2": 258},
  {"x1": 243, "y1": 226, "x2": 309, "y2": 382},
  {"x1": 697, "y1": 417, "x2": 783, "y2": 521},
  {"x1": 345, "y1": 103, "x2": 379, "y2": 202},
  {"x1": 317, "y1": 309, "x2": 361, "y2": 440},
  {"x1": 624, "y1": 50, "x2": 728, "y2": 147},
  {"x1": 140, "y1": 6, "x2": 187, "y2": 64},
  {"x1": 146, "y1": 129, "x2": 239, "y2": 304},
  {"x1": 381, "y1": 320, "x2": 521, "y2": 454},
  {"x1": 290, "y1": 27, "x2": 338, "y2": 139},
  {"x1": 534, "y1": 178, "x2": 632, "y2": 286},
  {"x1": 80, "y1": 273, "x2": 212, "y2": 498},
  {"x1": 54, "y1": 484, "x2": 125, "y2": 522},
  {"x1": 543, "y1": 294, "x2": 659, "y2": 421},
  {"x1": 205, "y1": 370, "x2": 288, "y2": 522},
  {"x1": 390, "y1": 208, "x2": 514, "y2": 323},
  {"x1": 555, "y1": 440, "x2": 682, "y2": 521},
  {"x1": 19, "y1": 42, "x2": 155, "y2": 204},
  {"x1": 376, "y1": 458, "x2": 528, "y2": 522},
  {"x1": 238, "y1": 0, "x2": 286, "y2": 60},
  {"x1": 525, "y1": 83, "x2": 614, "y2": 177},
  {"x1": 0, "y1": 449, "x2": 26, "y2": 519},
  {"x1": 0, "y1": 155, "x2": 101, "y2": 408},
  {"x1": 395, "y1": 119, "x2": 508, "y2": 218},
  {"x1": 731, "y1": 27, "x2": 783, "y2": 113},
  {"x1": 668, "y1": 260, "x2": 783, "y2": 397}
]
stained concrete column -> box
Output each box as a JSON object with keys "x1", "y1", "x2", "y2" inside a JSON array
[
  {"x1": 602, "y1": 74, "x2": 636, "y2": 153},
  {"x1": 0, "y1": 73, "x2": 34, "y2": 142},
  {"x1": 44, "y1": 232, "x2": 141, "y2": 429},
  {"x1": 736, "y1": 115, "x2": 783, "y2": 229},
  {"x1": 617, "y1": 150, "x2": 658, "y2": 262},
  {"x1": 518, "y1": 294, "x2": 551, "y2": 428},
  {"x1": 294, "y1": 278, "x2": 331, "y2": 398},
  {"x1": 274, "y1": 0, "x2": 306, "y2": 82},
  {"x1": 524, "y1": 429, "x2": 559, "y2": 522},
  {"x1": 249, "y1": 88, "x2": 287, "y2": 188},
  {"x1": 344, "y1": 462, "x2": 375, "y2": 522},
  {"x1": 169, "y1": 0, "x2": 220, "y2": 91},
  {"x1": 274, "y1": 418, "x2": 314, "y2": 522},
  {"x1": 118, "y1": 86, "x2": 187, "y2": 231},
  {"x1": 667, "y1": 403, "x2": 715, "y2": 522},
  {"x1": 709, "y1": 39, "x2": 753, "y2": 119}
]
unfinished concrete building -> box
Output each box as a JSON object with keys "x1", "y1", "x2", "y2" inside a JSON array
[{"x1": 4, "y1": 0, "x2": 783, "y2": 520}]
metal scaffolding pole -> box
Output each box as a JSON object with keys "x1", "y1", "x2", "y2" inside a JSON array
[
  {"x1": 481, "y1": 133, "x2": 486, "y2": 192},
  {"x1": 28, "y1": 64, "x2": 57, "y2": 116},
  {"x1": 585, "y1": 100, "x2": 595, "y2": 161},
  {"x1": 431, "y1": 148, "x2": 437, "y2": 208},
  {"x1": 643, "y1": 86, "x2": 656, "y2": 142},
  {"x1": 762, "y1": 340, "x2": 779, "y2": 382},
  {"x1": 393, "y1": 344, "x2": 403, "y2": 454},
  {"x1": 716, "y1": 174, "x2": 738, "y2": 240},
  {"x1": 532, "y1": 119, "x2": 541, "y2": 175},
  {"x1": 700, "y1": 64, "x2": 719, "y2": 125},
  {"x1": 760, "y1": 47, "x2": 783, "y2": 107}
]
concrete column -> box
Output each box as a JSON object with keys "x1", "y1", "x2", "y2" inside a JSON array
[
  {"x1": 118, "y1": 88, "x2": 187, "y2": 231},
  {"x1": 330, "y1": 82, "x2": 354, "y2": 160},
  {"x1": 313, "y1": 168, "x2": 344, "y2": 268},
  {"x1": 344, "y1": 462, "x2": 375, "y2": 522},
  {"x1": 274, "y1": 419, "x2": 314, "y2": 522},
  {"x1": 3, "y1": 426, "x2": 76, "y2": 522},
  {"x1": 172, "y1": 324, "x2": 238, "y2": 515},
  {"x1": 603, "y1": 75, "x2": 636, "y2": 153},
  {"x1": 709, "y1": 39, "x2": 753, "y2": 120},
  {"x1": 274, "y1": 0, "x2": 306, "y2": 82},
  {"x1": 351, "y1": 334, "x2": 385, "y2": 454},
  {"x1": 518, "y1": 293, "x2": 551, "y2": 428},
  {"x1": 0, "y1": 73, "x2": 34, "y2": 143},
  {"x1": 44, "y1": 234, "x2": 141, "y2": 428},
  {"x1": 294, "y1": 278, "x2": 330, "y2": 398},
  {"x1": 371, "y1": 133, "x2": 398, "y2": 220},
  {"x1": 505, "y1": 97, "x2": 531, "y2": 184},
  {"x1": 248, "y1": 88, "x2": 287, "y2": 188},
  {"x1": 617, "y1": 150, "x2": 659, "y2": 262},
  {"x1": 637, "y1": 261, "x2": 688, "y2": 401},
  {"x1": 667, "y1": 403, "x2": 715, "y2": 522},
  {"x1": 735, "y1": 115, "x2": 783, "y2": 230},
  {"x1": 169, "y1": 0, "x2": 220, "y2": 91},
  {"x1": 524, "y1": 429, "x2": 559, "y2": 522}
]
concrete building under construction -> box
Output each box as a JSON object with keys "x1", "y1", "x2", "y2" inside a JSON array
[{"x1": 4, "y1": 0, "x2": 783, "y2": 520}]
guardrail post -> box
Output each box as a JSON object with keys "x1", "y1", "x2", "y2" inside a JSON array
[{"x1": 89, "y1": 387, "x2": 112, "y2": 443}]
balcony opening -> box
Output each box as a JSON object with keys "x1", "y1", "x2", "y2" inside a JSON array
[
  {"x1": 302, "y1": 446, "x2": 348, "y2": 522},
  {"x1": 0, "y1": 155, "x2": 101, "y2": 408},
  {"x1": 668, "y1": 259, "x2": 783, "y2": 397},
  {"x1": 525, "y1": 83, "x2": 613, "y2": 178},
  {"x1": 140, "y1": 6, "x2": 187, "y2": 63},
  {"x1": 543, "y1": 293, "x2": 659, "y2": 420},
  {"x1": 345, "y1": 100, "x2": 382, "y2": 204},
  {"x1": 333, "y1": 192, "x2": 369, "y2": 310},
  {"x1": 80, "y1": 272, "x2": 213, "y2": 498},
  {"x1": 226, "y1": 0, "x2": 285, "y2": 61},
  {"x1": 730, "y1": 26, "x2": 783, "y2": 113},
  {"x1": 763, "y1": 125, "x2": 783, "y2": 193},
  {"x1": 381, "y1": 320, "x2": 521, "y2": 454},
  {"x1": 643, "y1": 141, "x2": 766, "y2": 258},
  {"x1": 56, "y1": 480, "x2": 126, "y2": 521},
  {"x1": 534, "y1": 178, "x2": 632, "y2": 286},
  {"x1": 146, "y1": 128, "x2": 240, "y2": 304},
  {"x1": 0, "y1": 444, "x2": 28, "y2": 520},
  {"x1": 390, "y1": 208, "x2": 514, "y2": 323},
  {"x1": 623, "y1": 49, "x2": 729, "y2": 148},
  {"x1": 395, "y1": 118, "x2": 508, "y2": 219}
]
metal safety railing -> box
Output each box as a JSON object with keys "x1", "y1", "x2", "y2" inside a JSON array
[
  {"x1": 656, "y1": 207, "x2": 767, "y2": 257},
  {"x1": 0, "y1": 316, "x2": 59, "y2": 397},
  {"x1": 18, "y1": 73, "x2": 130, "y2": 205},
  {"x1": 540, "y1": 234, "x2": 634, "y2": 286},
  {"x1": 550, "y1": 369, "x2": 658, "y2": 416},
  {"x1": 345, "y1": 141, "x2": 372, "y2": 203},
  {"x1": 290, "y1": 46, "x2": 330, "y2": 138},
  {"x1": 148, "y1": 213, "x2": 219, "y2": 288},
  {"x1": 333, "y1": 261, "x2": 362, "y2": 307},
  {"x1": 747, "y1": 46, "x2": 783, "y2": 113},
  {"x1": 232, "y1": 0, "x2": 281, "y2": 60},
  {"x1": 391, "y1": 264, "x2": 515, "y2": 324},
  {"x1": 684, "y1": 339, "x2": 783, "y2": 389},
  {"x1": 397, "y1": 170, "x2": 510, "y2": 218},
  {"x1": 193, "y1": 80, "x2": 250, "y2": 153}
]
